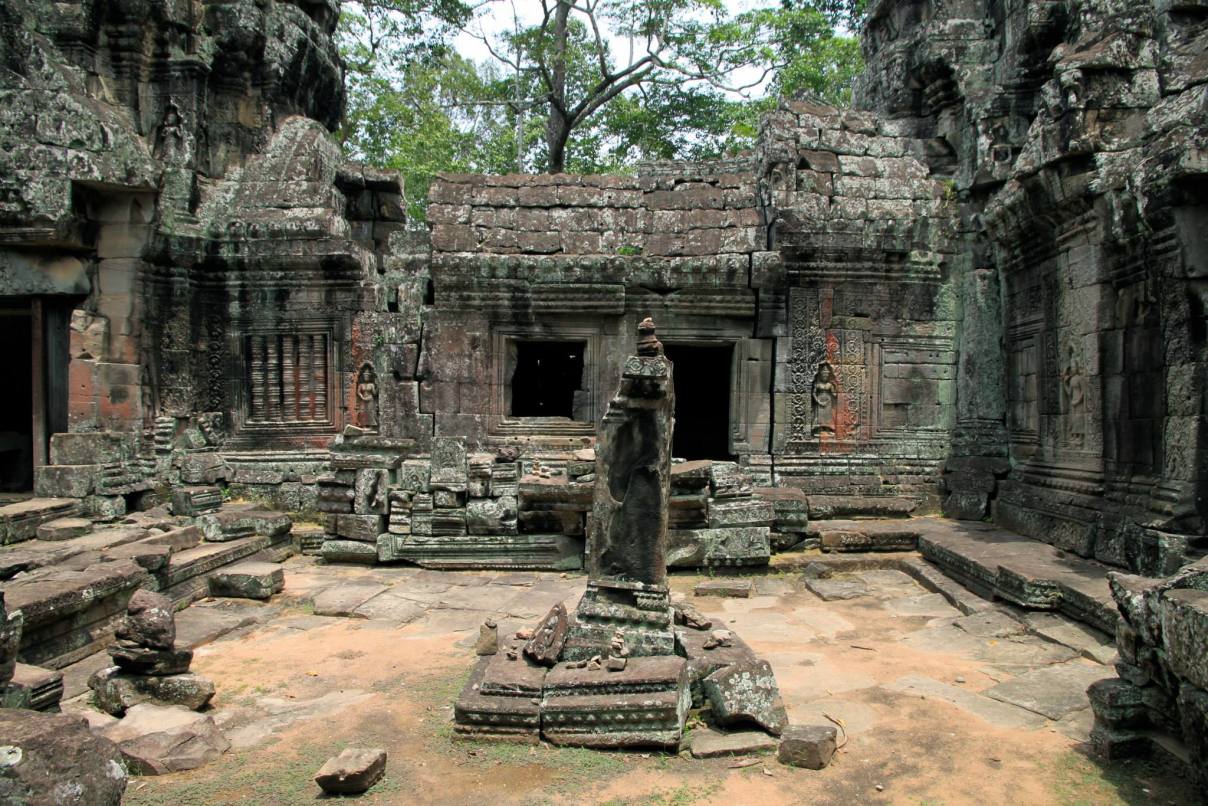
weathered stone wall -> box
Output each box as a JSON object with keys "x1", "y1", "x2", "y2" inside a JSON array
[
  {"x1": 857, "y1": 0, "x2": 1208, "y2": 574},
  {"x1": 424, "y1": 168, "x2": 775, "y2": 453}
]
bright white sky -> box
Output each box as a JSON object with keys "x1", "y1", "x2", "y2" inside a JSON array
[{"x1": 453, "y1": 0, "x2": 768, "y2": 96}]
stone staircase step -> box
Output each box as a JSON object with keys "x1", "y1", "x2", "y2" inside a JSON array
[
  {"x1": 915, "y1": 517, "x2": 1128, "y2": 633},
  {"x1": 161, "y1": 535, "x2": 273, "y2": 606},
  {"x1": 1, "y1": 559, "x2": 147, "y2": 668},
  {"x1": 805, "y1": 495, "x2": 918, "y2": 520},
  {"x1": 0, "y1": 499, "x2": 81, "y2": 545}
]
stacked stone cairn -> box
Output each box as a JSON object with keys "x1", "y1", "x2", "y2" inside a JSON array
[
  {"x1": 453, "y1": 320, "x2": 794, "y2": 751},
  {"x1": 89, "y1": 589, "x2": 215, "y2": 716}
]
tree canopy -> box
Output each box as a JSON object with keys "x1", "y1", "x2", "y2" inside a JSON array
[{"x1": 338, "y1": 0, "x2": 864, "y2": 217}]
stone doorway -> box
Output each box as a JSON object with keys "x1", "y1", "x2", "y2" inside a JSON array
[
  {"x1": 664, "y1": 343, "x2": 734, "y2": 461},
  {"x1": 0, "y1": 301, "x2": 33, "y2": 491}
]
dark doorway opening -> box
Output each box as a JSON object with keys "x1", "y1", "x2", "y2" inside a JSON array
[
  {"x1": 510, "y1": 340, "x2": 586, "y2": 419},
  {"x1": 0, "y1": 302, "x2": 33, "y2": 491},
  {"x1": 664, "y1": 343, "x2": 733, "y2": 461}
]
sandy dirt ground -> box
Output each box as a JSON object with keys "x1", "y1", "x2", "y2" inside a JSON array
[{"x1": 90, "y1": 557, "x2": 1194, "y2": 805}]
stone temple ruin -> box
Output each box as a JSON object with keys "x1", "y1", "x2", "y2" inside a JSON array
[{"x1": 0, "y1": 0, "x2": 1205, "y2": 800}]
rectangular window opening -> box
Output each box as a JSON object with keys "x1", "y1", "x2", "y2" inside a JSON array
[{"x1": 509, "y1": 340, "x2": 586, "y2": 419}]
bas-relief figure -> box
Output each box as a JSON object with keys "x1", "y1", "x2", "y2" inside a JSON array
[
  {"x1": 811, "y1": 362, "x2": 838, "y2": 436},
  {"x1": 355, "y1": 364, "x2": 379, "y2": 431}
]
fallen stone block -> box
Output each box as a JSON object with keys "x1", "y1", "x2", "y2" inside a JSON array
[
  {"x1": 777, "y1": 724, "x2": 838, "y2": 769},
  {"x1": 197, "y1": 509, "x2": 291, "y2": 542},
  {"x1": 690, "y1": 728, "x2": 777, "y2": 758},
  {"x1": 694, "y1": 579, "x2": 753, "y2": 598},
  {"x1": 322, "y1": 538, "x2": 379, "y2": 564},
  {"x1": 0, "y1": 708, "x2": 127, "y2": 805},
  {"x1": 34, "y1": 464, "x2": 100, "y2": 498},
  {"x1": 207, "y1": 561, "x2": 285, "y2": 600},
  {"x1": 314, "y1": 748, "x2": 387, "y2": 795},
  {"x1": 90, "y1": 667, "x2": 216, "y2": 715},
  {"x1": 702, "y1": 659, "x2": 787, "y2": 736},
  {"x1": 102, "y1": 703, "x2": 230, "y2": 774},
  {"x1": 170, "y1": 486, "x2": 223, "y2": 516}
]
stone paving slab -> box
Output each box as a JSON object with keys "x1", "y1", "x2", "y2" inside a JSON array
[
  {"x1": 312, "y1": 584, "x2": 390, "y2": 617},
  {"x1": 887, "y1": 674, "x2": 1049, "y2": 730},
  {"x1": 352, "y1": 591, "x2": 426, "y2": 623},
  {"x1": 982, "y1": 661, "x2": 1110, "y2": 721}
]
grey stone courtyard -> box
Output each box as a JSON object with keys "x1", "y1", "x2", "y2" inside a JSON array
[{"x1": 89, "y1": 550, "x2": 1189, "y2": 805}]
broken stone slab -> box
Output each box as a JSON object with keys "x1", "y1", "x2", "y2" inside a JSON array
[
  {"x1": 116, "y1": 589, "x2": 176, "y2": 650},
  {"x1": 315, "y1": 748, "x2": 387, "y2": 795},
  {"x1": 701, "y1": 659, "x2": 788, "y2": 736},
  {"x1": 0, "y1": 709, "x2": 127, "y2": 805},
  {"x1": 689, "y1": 728, "x2": 777, "y2": 758},
  {"x1": 777, "y1": 724, "x2": 838, "y2": 769},
  {"x1": 311, "y1": 583, "x2": 389, "y2": 617},
  {"x1": 694, "y1": 578, "x2": 753, "y2": 598},
  {"x1": 90, "y1": 667, "x2": 216, "y2": 715},
  {"x1": 102, "y1": 703, "x2": 230, "y2": 775},
  {"x1": 35, "y1": 517, "x2": 92, "y2": 541},
  {"x1": 207, "y1": 561, "x2": 285, "y2": 600}
]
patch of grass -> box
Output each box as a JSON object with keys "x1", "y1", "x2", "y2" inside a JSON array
[
  {"x1": 602, "y1": 781, "x2": 722, "y2": 806},
  {"x1": 1047, "y1": 749, "x2": 1162, "y2": 806},
  {"x1": 123, "y1": 736, "x2": 403, "y2": 806}
]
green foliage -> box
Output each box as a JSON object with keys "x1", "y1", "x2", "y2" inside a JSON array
[{"x1": 337, "y1": 0, "x2": 866, "y2": 211}]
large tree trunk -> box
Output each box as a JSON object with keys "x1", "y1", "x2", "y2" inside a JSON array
[{"x1": 545, "y1": 0, "x2": 571, "y2": 174}]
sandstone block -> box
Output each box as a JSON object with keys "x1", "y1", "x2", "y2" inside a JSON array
[
  {"x1": 314, "y1": 748, "x2": 387, "y2": 794},
  {"x1": 207, "y1": 561, "x2": 285, "y2": 600},
  {"x1": 0, "y1": 709, "x2": 127, "y2": 805},
  {"x1": 777, "y1": 724, "x2": 838, "y2": 769}
]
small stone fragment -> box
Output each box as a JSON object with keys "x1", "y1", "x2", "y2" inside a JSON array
[
  {"x1": 475, "y1": 619, "x2": 499, "y2": 655},
  {"x1": 523, "y1": 603, "x2": 568, "y2": 666},
  {"x1": 777, "y1": 724, "x2": 838, "y2": 769},
  {"x1": 704, "y1": 629, "x2": 734, "y2": 650},
  {"x1": 673, "y1": 601, "x2": 713, "y2": 630},
  {"x1": 314, "y1": 747, "x2": 387, "y2": 794}
]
